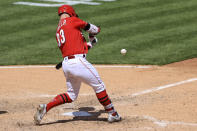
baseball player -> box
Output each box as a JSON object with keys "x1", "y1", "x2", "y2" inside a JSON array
[{"x1": 34, "y1": 5, "x2": 121, "y2": 125}]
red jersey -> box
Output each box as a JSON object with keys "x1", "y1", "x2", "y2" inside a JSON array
[{"x1": 56, "y1": 17, "x2": 88, "y2": 58}]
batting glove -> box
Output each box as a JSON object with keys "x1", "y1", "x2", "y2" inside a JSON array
[{"x1": 88, "y1": 34, "x2": 98, "y2": 46}]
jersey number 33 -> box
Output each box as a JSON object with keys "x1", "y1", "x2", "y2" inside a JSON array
[{"x1": 56, "y1": 29, "x2": 66, "y2": 47}]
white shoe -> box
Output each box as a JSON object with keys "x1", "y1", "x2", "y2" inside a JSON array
[
  {"x1": 34, "y1": 104, "x2": 47, "y2": 125},
  {"x1": 108, "y1": 113, "x2": 121, "y2": 123}
]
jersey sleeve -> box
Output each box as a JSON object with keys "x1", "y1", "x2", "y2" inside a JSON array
[{"x1": 72, "y1": 17, "x2": 88, "y2": 29}]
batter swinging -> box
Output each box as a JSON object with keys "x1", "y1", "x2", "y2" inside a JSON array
[{"x1": 34, "y1": 5, "x2": 121, "y2": 125}]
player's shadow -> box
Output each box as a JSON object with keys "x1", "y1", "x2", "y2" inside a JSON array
[
  {"x1": 0, "y1": 111, "x2": 8, "y2": 114},
  {"x1": 72, "y1": 107, "x2": 106, "y2": 121},
  {"x1": 41, "y1": 107, "x2": 107, "y2": 125}
]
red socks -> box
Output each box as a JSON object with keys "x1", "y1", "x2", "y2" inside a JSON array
[
  {"x1": 96, "y1": 90, "x2": 116, "y2": 115},
  {"x1": 46, "y1": 90, "x2": 116, "y2": 116},
  {"x1": 46, "y1": 93, "x2": 72, "y2": 112}
]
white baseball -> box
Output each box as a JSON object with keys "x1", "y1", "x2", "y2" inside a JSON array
[{"x1": 121, "y1": 49, "x2": 127, "y2": 55}]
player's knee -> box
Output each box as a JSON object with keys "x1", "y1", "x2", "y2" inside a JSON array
[{"x1": 94, "y1": 82, "x2": 106, "y2": 94}]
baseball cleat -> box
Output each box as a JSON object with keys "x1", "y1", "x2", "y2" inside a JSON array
[
  {"x1": 34, "y1": 104, "x2": 47, "y2": 125},
  {"x1": 108, "y1": 112, "x2": 121, "y2": 123}
]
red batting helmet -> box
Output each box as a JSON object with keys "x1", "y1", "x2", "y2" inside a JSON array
[{"x1": 58, "y1": 5, "x2": 78, "y2": 17}]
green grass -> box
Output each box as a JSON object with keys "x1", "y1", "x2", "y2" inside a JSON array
[{"x1": 0, "y1": 0, "x2": 197, "y2": 65}]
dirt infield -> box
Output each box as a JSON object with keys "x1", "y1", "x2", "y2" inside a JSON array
[{"x1": 0, "y1": 58, "x2": 197, "y2": 131}]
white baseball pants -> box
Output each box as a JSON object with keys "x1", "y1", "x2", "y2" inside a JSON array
[{"x1": 62, "y1": 54, "x2": 106, "y2": 101}]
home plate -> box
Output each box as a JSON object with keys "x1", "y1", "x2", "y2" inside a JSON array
[{"x1": 62, "y1": 111, "x2": 92, "y2": 117}]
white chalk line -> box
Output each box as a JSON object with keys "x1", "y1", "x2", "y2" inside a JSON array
[
  {"x1": 142, "y1": 115, "x2": 197, "y2": 127},
  {"x1": 36, "y1": 78, "x2": 197, "y2": 98},
  {"x1": 0, "y1": 65, "x2": 151, "y2": 69},
  {"x1": 132, "y1": 78, "x2": 197, "y2": 97},
  {"x1": 60, "y1": 112, "x2": 197, "y2": 127}
]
